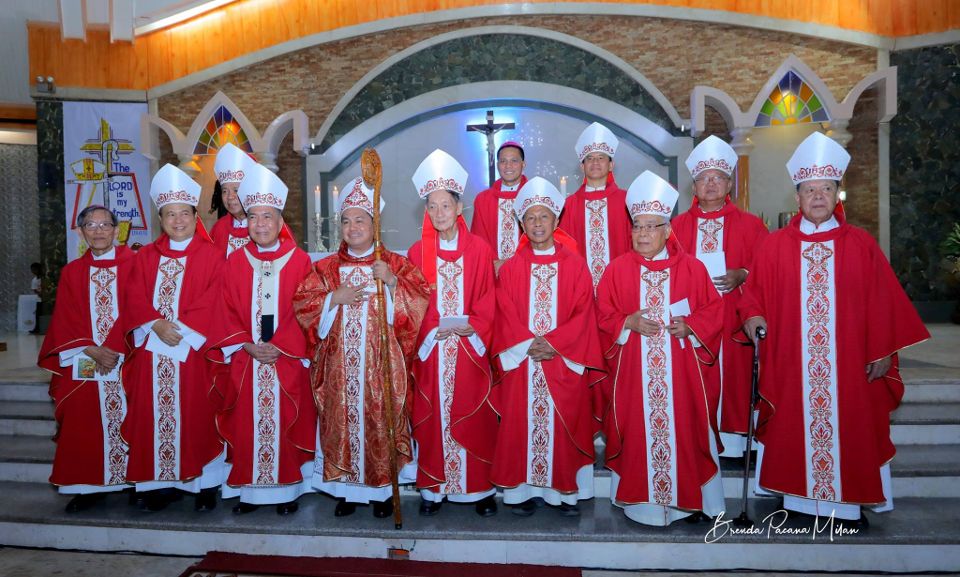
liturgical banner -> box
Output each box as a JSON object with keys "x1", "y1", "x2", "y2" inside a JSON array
[{"x1": 63, "y1": 101, "x2": 152, "y2": 261}]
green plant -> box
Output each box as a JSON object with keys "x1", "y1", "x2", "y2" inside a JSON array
[{"x1": 942, "y1": 223, "x2": 960, "y2": 261}]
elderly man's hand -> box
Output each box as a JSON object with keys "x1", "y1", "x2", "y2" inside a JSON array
[
  {"x1": 714, "y1": 268, "x2": 748, "y2": 294},
  {"x1": 743, "y1": 316, "x2": 767, "y2": 344},
  {"x1": 866, "y1": 355, "x2": 892, "y2": 382},
  {"x1": 665, "y1": 316, "x2": 692, "y2": 339},
  {"x1": 84, "y1": 345, "x2": 120, "y2": 375},
  {"x1": 625, "y1": 308, "x2": 661, "y2": 337},
  {"x1": 243, "y1": 342, "x2": 281, "y2": 364},
  {"x1": 152, "y1": 319, "x2": 183, "y2": 347}
]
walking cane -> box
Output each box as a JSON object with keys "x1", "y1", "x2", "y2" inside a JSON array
[
  {"x1": 361, "y1": 148, "x2": 403, "y2": 530},
  {"x1": 733, "y1": 326, "x2": 765, "y2": 528}
]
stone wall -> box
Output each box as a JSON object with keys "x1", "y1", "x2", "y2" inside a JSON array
[
  {"x1": 35, "y1": 100, "x2": 66, "y2": 317},
  {"x1": 156, "y1": 14, "x2": 879, "y2": 247},
  {"x1": 890, "y1": 43, "x2": 960, "y2": 302},
  {"x1": 0, "y1": 142, "x2": 41, "y2": 331},
  {"x1": 844, "y1": 88, "x2": 880, "y2": 238}
]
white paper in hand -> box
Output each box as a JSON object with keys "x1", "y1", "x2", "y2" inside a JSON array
[
  {"x1": 669, "y1": 298, "x2": 692, "y2": 349},
  {"x1": 146, "y1": 330, "x2": 190, "y2": 363},
  {"x1": 178, "y1": 324, "x2": 207, "y2": 351},
  {"x1": 697, "y1": 251, "x2": 727, "y2": 281},
  {"x1": 439, "y1": 315, "x2": 470, "y2": 330}
]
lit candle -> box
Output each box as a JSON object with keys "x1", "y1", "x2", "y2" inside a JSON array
[
  {"x1": 560, "y1": 176, "x2": 567, "y2": 196},
  {"x1": 332, "y1": 185, "x2": 339, "y2": 209},
  {"x1": 313, "y1": 185, "x2": 320, "y2": 216}
]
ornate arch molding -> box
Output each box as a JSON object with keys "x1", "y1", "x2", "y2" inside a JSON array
[
  {"x1": 141, "y1": 91, "x2": 310, "y2": 172},
  {"x1": 690, "y1": 55, "x2": 898, "y2": 139},
  {"x1": 313, "y1": 25, "x2": 686, "y2": 152},
  {"x1": 310, "y1": 79, "x2": 693, "y2": 187}
]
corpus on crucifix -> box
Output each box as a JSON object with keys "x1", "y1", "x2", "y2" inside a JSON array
[{"x1": 466, "y1": 110, "x2": 515, "y2": 187}]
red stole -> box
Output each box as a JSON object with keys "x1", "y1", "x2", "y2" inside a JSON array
[
  {"x1": 672, "y1": 197, "x2": 769, "y2": 435},
  {"x1": 292, "y1": 244, "x2": 430, "y2": 486},
  {"x1": 39, "y1": 246, "x2": 135, "y2": 487},
  {"x1": 469, "y1": 176, "x2": 527, "y2": 260},
  {"x1": 596, "y1": 239, "x2": 723, "y2": 507},
  {"x1": 120, "y1": 233, "x2": 225, "y2": 482},
  {"x1": 739, "y1": 211, "x2": 929, "y2": 503},
  {"x1": 409, "y1": 227, "x2": 497, "y2": 491},
  {"x1": 490, "y1": 243, "x2": 605, "y2": 491},
  {"x1": 558, "y1": 174, "x2": 632, "y2": 283},
  {"x1": 211, "y1": 214, "x2": 250, "y2": 256},
  {"x1": 205, "y1": 239, "x2": 316, "y2": 486},
  {"x1": 40, "y1": 246, "x2": 134, "y2": 376}
]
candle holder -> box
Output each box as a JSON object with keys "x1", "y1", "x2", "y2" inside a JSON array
[{"x1": 313, "y1": 212, "x2": 341, "y2": 253}]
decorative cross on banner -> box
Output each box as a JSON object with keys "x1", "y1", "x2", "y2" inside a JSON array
[{"x1": 466, "y1": 110, "x2": 515, "y2": 187}]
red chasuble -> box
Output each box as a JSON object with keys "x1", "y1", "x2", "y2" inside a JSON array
[
  {"x1": 490, "y1": 242, "x2": 605, "y2": 492},
  {"x1": 739, "y1": 212, "x2": 929, "y2": 505},
  {"x1": 39, "y1": 246, "x2": 135, "y2": 487},
  {"x1": 292, "y1": 243, "x2": 429, "y2": 488},
  {"x1": 470, "y1": 176, "x2": 527, "y2": 261},
  {"x1": 210, "y1": 214, "x2": 250, "y2": 258},
  {"x1": 596, "y1": 237, "x2": 723, "y2": 508},
  {"x1": 558, "y1": 175, "x2": 632, "y2": 288},
  {"x1": 409, "y1": 222, "x2": 498, "y2": 495},
  {"x1": 205, "y1": 240, "x2": 317, "y2": 488},
  {"x1": 121, "y1": 233, "x2": 225, "y2": 483},
  {"x1": 672, "y1": 197, "x2": 769, "y2": 436}
]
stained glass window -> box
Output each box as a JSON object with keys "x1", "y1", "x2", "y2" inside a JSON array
[
  {"x1": 755, "y1": 71, "x2": 830, "y2": 127},
  {"x1": 193, "y1": 105, "x2": 253, "y2": 155}
]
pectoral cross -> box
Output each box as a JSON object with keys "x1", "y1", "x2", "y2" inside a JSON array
[{"x1": 466, "y1": 110, "x2": 515, "y2": 187}]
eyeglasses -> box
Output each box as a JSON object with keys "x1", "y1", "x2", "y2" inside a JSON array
[
  {"x1": 632, "y1": 222, "x2": 668, "y2": 233},
  {"x1": 81, "y1": 222, "x2": 116, "y2": 231},
  {"x1": 694, "y1": 175, "x2": 730, "y2": 185}
]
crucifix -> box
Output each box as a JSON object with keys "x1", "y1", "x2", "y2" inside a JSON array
[{"x1": 466, "y1": 110, "x2": 515, "y2": 187}]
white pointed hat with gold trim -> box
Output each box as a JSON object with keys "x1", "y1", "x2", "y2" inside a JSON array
[
  {"x1": 150, "y1": 164, "x2": 201, "y2": 209},
  {"x1": 625, "y1": 171, "x2": 678, "y2": 220},
  {"x1": 786, "y1": 131, "x2": 850, "y2": 185}
]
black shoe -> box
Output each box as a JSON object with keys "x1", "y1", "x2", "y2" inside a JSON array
[
  {"x1": 65, "y1": 493, "x2": 103, "y2": 513},
  {"x1": 143, "y1": 489, "x2": 175, "y2": 512},
  {"x1": 474, "y1": 495, "x2": 497, "y2": 517},
  {"x1": 194, "y1": 488, "x2": 218, "y2": 512},
  {"x1": 232, "y1": 501, "x2": 260, "y2": 514},
  {"x1": 556, "y1": 502, "x2": 580, "y2": 517},
  {"x1": 419, "y1": 499, "x2": 442, "y2": 516},
  {"x1": 276, "y1": 501, "x2": 299, "y2": 516},
  {"x1": 510, "y1": 499, "x2": 537, "y2": 517},
  {"x1": 373, "y1": 499, "x2": 393, "y2": 519},
  {"x1": 684, "y1": 511, "x2": 711, "y2": 524},
  {"x1": 850, "y1": 512, "x2": 870, "y2": 530},
  {"x1": 334, "y1": 499, "x2": 357, "y2": 517}
]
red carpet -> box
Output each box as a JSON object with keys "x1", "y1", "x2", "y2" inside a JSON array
[{"x1": 180, "y1": 552, "x2": 583, "y2": 577}]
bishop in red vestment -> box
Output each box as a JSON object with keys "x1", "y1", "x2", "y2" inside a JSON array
[
  {"x1": 672, "y1": 135, "x2": 769, "y2": 456},
  {"x1": 491, "y1": 177, "x2": 604, "y2": 517},
  {"x1": 293, "y1": 177, "x2": 430, "y2": 519},
  {"x1": 469, "y1": 141, "x2": 527, "y2": 274},
  {"x1": 210, "y1": 143, "x2": 254, "y2": 258},
  {"x1": 598, "y1": 171, "x2": 725, "y2": 526},
  {"x1": 559, "y1": 122, "x2": 632, "y2": 288},
  {"x1": 121, "y1": 165, "x2": 227, "y2": 512},
  {"x1": 740, "y1": 133, "x2": 929, "y2": 522},
  {"x1": 409, "y1": 150, "x2": 498, "y2": 517},
  {"x1": 205, "y1": 164, "x2": 317, "y2": 515},
  {"x1": 39, "y1": 206, "x2": 134, "y2": 512}
]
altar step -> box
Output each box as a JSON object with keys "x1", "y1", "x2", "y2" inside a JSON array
[
  {"x1": 0, "y1": 481, "x2": 957, "y2": 573},
  {"x1": 4, "y1": 395, "x2": 959, "y2": 443}
]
